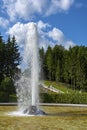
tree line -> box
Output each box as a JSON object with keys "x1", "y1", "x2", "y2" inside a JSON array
[
  {"x1": 39, "y1": 45, "x2": 87, "y2": 92},
  {"x1": 0, "y1": 34, "x2": 21, "y2": 101},
  {"x1": 0, "y1": 33, "x2": 87, "y2": 102}
]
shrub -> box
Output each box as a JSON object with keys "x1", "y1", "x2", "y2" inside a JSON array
[
  {"x1": 9, "y1": 94, "x2": 17, "y2": 102},
  {"x1": 0, "y1": 77, "x2": 15, "y2": 102},
  {"x1": 0, "y1": 91, "x2": 9, "y2": 102},
  {"x1": 40, "y1": 93, "x2": 87, "y2": 104},
  {"x1": 0, "y1": 77, "x2": 15, "y2": 93}
]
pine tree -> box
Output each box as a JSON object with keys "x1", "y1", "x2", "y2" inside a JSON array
[
  {"x1": 39, "y1": 47, "x2": 45, "y2": 79},
  {"x1": 0, "y1": 34, "x2": 5, "y2": 81},
  {"x1": 4, "y1": 35, "x2": 22, "y2": 79},
  {"x1": 45, "y1": 46, "x2": 53, "y2": 80}
]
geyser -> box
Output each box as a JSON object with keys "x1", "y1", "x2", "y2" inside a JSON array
[{"x1": 16, "y1": 23, "x2": 45, "y2": 115}]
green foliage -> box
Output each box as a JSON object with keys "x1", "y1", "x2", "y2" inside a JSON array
[
  {"x1": 0, "y1": 34, "x2": 21, "y2": 81},
  {"x1": 0, "y1": 34, "x2": 21, "y2": 101},
  {"x1": 39, "y1": 47, "x2": 45, "y2": 79},
  {"x1": 0, "y1": 77, "x2": 15, "y2": 102},
  {"x1": 0, "y1": 91, "x2": 9, "y2": 102},
  {"x1": 45, "y1": 46, "x2": 53, "y2": 80},
  {"x1": 40, "y1": 45, "x2": 87, "y2": 92},
  {"x1": 52, "y1": 45, "x2": 64, "y2": 81},
  {"x1": 41, "y1": 93, "x2": 87, "y2": 104},
  {"x1": 9, "y1": 94, "x2": 17, "y2": 102},
  {"x1": 44, "y1": 80, "x2": 74, "y2": 93},
  {"x1": 4, "y1": 35, "x2": 22, "y2": 78},
  {"x1": 0, "y1": 35, "x2": 5, "y2": 81},
  {"x1": 0, "y1": 77, "x2": 14, "y2": 93}
]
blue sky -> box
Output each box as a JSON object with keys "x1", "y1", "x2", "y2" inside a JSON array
[{"x1": 0, "y1": 0, "x2": 87, "y2": 49}]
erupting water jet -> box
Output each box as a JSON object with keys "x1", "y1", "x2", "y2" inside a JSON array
[{"x1": 16, "y1": 23, "x2": 46, "y2": 115}]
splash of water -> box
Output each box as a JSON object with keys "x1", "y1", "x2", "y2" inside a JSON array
[{"x1": 16, "y1": 23, "x2": 40, "y2": 112}]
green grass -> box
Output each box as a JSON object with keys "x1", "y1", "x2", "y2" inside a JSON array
[
  {"x1": 0, "y1": 106, "x2": 87, "y2": 130},
  {"x1": 44, "y1": 80, "x2": 84, "y2": 93}
]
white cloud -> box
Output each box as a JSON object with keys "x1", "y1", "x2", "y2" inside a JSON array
[
  {"x1": 48, "y1": 28, "x2": 65, "y2": 43},
  {"x1": 8, "y1": 21, "x2": 75, "y2": 50},
  {"x1": 37, "y1": 20, "x2": 51, "y2": 30},
  {"x1": 0, "y1": 17, "x2": 9, "y2": 28},
  {"x1": 2, "y1": 0, "x2": 47, "y2": 21},
  {"x1": 48, "y1": 27, "x2": 75, "y2": 49},
  {"x1": 65, "y1": 40, "x2": 75, "y2": 49},
  {"x1": 8, "y1": 22, "x2": 30, "y2": 48},
  {"x1": 2, "y1": 0, "x2": 74, "y2": 21},
  {"x1": 45, "y1": 0, "x2": 74, "y2": 16},
  {"x1": 60, "y1": 0, "x2": 74, "y2": 10}
]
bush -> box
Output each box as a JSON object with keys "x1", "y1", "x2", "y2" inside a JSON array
[
  {"x1": 0, "y1": 91, "x2": 9, "y2": 102},
  {"x1": 9, "y1": 94, "x2": 17, "y2": 102},
  {"x1": 0, "y1": 77, "x2": 15, "y2": 93},
  {"x1": 0, "y1": 77, "x2": 16, "y2": 102},
  {"x1": 40, "y1": 93, "x2": 87, "y2": 104}
]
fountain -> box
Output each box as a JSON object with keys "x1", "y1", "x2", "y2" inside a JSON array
[{"x1": 15, "y1": 23, "x2": 46, "y2": 115}]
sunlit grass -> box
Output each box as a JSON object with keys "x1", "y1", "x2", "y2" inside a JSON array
[
  {"x1": 0, "y1": 106, "x2": 87, "y2": 130},
  {"x1": 44, "y1": 80, "x2": 84, "y2": 93}
]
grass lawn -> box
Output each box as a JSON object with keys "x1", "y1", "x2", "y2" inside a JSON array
[
  {"x1": 44, "y1": 81, "x2": 86, "y2": 94},
  {"x1": 0, "y1": 106, "x2": 87, "y2": 130}
]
